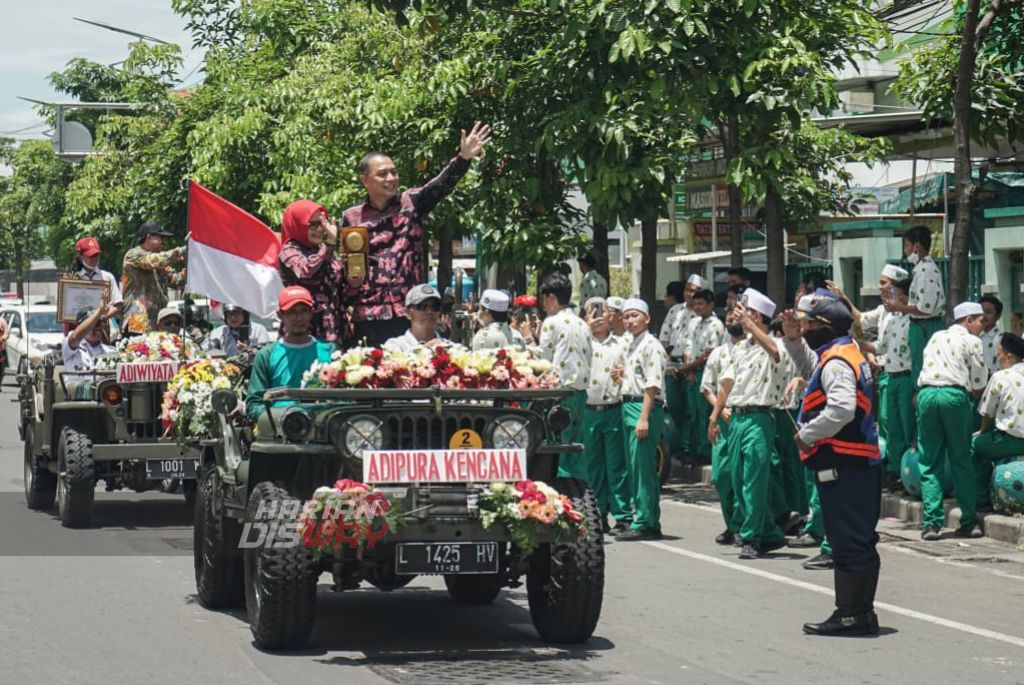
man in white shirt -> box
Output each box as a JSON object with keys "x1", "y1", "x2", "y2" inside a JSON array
[
  {"x1": 917, "y1": 302, "x2": 989, "y2": 540},
  {"x1": 207, "y1": 304, "x2": 272, "y2": 356},
  {"x1": 73, "y1": 237, "x2": 123, "y2": 320},
  {"x1": 577, "y1": 253, "x2": 608, "y2": 303},
  {"x1": 971, "y1": 333, "x2": 1024, "y2": 512},
  {"x1": 613, "y1": 298, "x2": 667, "y2": 541},
  {"x1": 63, "y1": 291, "x2": 114, "y2": 372},
  {"x1": 665, "y1": 274, "x2": 708, "y2": 456},
  {"x1": 472, "y1": 289, "x2": 526, "y2": 351},
  {"x1": 887, "y1": 226, "x2": 946, "y2": 386},
  {"x1": 538, "y1": 272, "x2": 592, "y2": 481},
  {"x1": 979, "y1": 294, "x2": 1004, "y2": 376},
  {"x1": 604, "y1": 296, "x2": 631, "y2": 342},
  {"x1": 682, "y1": 288, "x2": 725, "y2": 461},
  {"x1": 383, "y1": 284, "x2": 448, "y2": 353}
]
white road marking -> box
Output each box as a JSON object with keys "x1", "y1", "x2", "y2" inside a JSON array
[{"x1": 643, "y1": 540, "x2": 1024, "y2": 650}]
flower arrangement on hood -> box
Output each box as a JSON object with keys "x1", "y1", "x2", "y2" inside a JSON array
[
  {"x1": 302, "y1": 346, "x2": 558, "y2": 390},
  {"x1": 106, "y1": 331, "x2": 193, "y2": 364},
  {"x1": 479, "y1": 480, "x2": 586, "y2": 555},
  {"x1": 297, "y1": 479, "x2": 404, "y2": 556},
  {"x1": 161, "y1": 357, "x2": 242, "y2": 438}
]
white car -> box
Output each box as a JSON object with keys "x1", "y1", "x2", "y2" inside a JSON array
[{"x1": 2, "y1": 304, "x2": 64, "y2": 375}]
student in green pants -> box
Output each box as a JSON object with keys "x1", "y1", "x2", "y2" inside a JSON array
[
  {"x1": 972, "y1": 334, "x2": 1024, "y2": 508},
  {"x1": 683, "y1": 288, "x2": 725, "y2": 462},
  {"x1": 661, "y1": 281, "x2": 691, "y2": 454},
  {"x1": 917, "y1": 302, "x2": 989, "y2": 540},
  {"x1": 889, "y1": 226, "x2": 946, "y2": 387}
]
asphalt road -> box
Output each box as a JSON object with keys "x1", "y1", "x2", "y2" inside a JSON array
[{"x1": 2, "y1": 377, "x2": 1024, "y2": 685}]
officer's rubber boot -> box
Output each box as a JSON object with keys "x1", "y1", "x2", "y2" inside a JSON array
[{"x1": 802, "y1": 570, "x2": 878, "y2": 636}]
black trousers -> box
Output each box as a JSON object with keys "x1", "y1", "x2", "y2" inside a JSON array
[
  {"x1": 817, "y1": 465, "x2": 882, "y2": 574},
  {"x1": 349, "y1": 319, "x2": 408, "y2": 348}
]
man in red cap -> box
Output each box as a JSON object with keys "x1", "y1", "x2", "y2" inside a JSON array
[
  {"x1": 245, "y1": 286, "x2": 335, "y2": 420},
  {"x1": 72, "y1": 237, "x2": 123, "y2": 320}
]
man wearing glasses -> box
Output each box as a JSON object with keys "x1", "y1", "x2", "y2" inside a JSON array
[{"x1": 383, "y1": 284, "x2": 448, "y2": 353}]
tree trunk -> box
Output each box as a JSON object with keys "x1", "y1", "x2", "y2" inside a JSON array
[
  {"x1": 640, "y1": 215, "x2": 658, "y2": 307},
  {"x1": 14, "y1": 238, "x2": 24, "y2": 299},
  {"x1": 727, "y1": 114, "x2": 743, "y2": 267},
  {"x1": 592, "y1": 220, "x2": 610, "y2": 284},
  {"x1": 764, "y1": 185, "x2": 786, "y2": 308},
  {"x1": 949, "y1": 0, "x2": 982, "y2": 313}
]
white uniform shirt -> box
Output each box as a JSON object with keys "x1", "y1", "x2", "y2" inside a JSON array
[
  {"x1": 586, "y1": 333, "x2": 626, "y2": 405},
  {"x1": 62, "y1": 337, "x2": 114, "y2": 371},
  {"x1": 876, "y1": 311, "x2": 911, "y2": 373},
  {"x1": 622, "y1": 330, "x2": 667, "y2": 402},
  {"x1": 579, "y1": 270, "x2": 608, "y2": 302},
  {"x1": 76, "y1": 267, "x2": 124, "y2": 306},
  {"x1": 685, "y1": 315, "x2": 726, "y2": 363},
  {"x1": 383, "y1": 330, "x2": 453, "y2": 354},
  {"x1": 471, "y1": 322, "x2": 526, "y2": 352},
  {"x1": 776, "y1": 337, "x2": 802, "y2": 410},
  {"x1": 908, "y1": 257, "x2": 945, "y2": 319},
  {"x1": 721, "y1": 335, "x2": 788, "y2": 408},
  {"x1": 538, "y1": 308, "x2": 592, "y2": 391},
  {"x1": 860, "y1": 304, "x2": 886, "y2": 340},
  {"x1": 701, "y1": 341, "x2": 735, "y2": 406},
  {"x1": 980, "y1": 327, "x2": 1003, "y2": 376},
  {"x1": 206, "y1": 321, "x2": 271, "y2": 356},
  {"x1": 659, "y1": 303, "x2": 691, "y2": 358},
  {"x1": 979, "y1": 363, "x2": 1024, "y2": 438},
  {"x1": 918, "y1": 324, "x2": 988, "y2": 391}
]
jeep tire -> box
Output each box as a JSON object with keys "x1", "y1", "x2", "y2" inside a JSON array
[
  {"x1": 23, "y1": 425, "x2": 56, "y2": 510},
  {"x1": 526, "y1": 477, "x2": 604, "y2": 643},
  {"x1": 445, "y1": 574, "x2": 503, "y2": 604},
  {"x1": 194, "y1": 466, "x2": 244, "y2": 608},
  {"x1": 56, "y1": 427, "x2": 95, "y2": 528},
  {"x1": 244, "y1": 481, "x2": 318, "y2": 650}
]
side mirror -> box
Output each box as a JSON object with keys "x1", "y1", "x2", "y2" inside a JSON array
[{"x1": 211, "y1": 388, "x2": 239, "y2": 415}]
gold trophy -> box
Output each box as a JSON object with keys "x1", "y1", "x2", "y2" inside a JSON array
[{"x1": 341, "y1": 226, "x2": 369, "y2": 279}]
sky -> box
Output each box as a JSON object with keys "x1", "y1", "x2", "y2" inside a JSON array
[{"x1": 0, "y1": 1, "x2": 202, "y2": 144}]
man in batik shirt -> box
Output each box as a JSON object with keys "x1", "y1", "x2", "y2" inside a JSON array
[{"x1": 120, "y1": 221, "x2": 186, "y2": 334}]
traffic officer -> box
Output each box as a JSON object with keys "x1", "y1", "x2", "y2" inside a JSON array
[
  {"x1": 917, "y1": 302, "x2": 989, "y2": 540},
  {"x1": 613, "y1": 298, "x2": 667, "y2": 541},
  {"x1": 707, "y1": 289, "x2": 787, "y2": 559},
  {"x1": 972, "y1": 333, "x2": 1024, "y2": 510},
  {"x1": 472, "y1": 289, "x2": 526, "y2": 351},
  {"x1": 782, "y1": 294, "x2": 882, "y2": 636}
]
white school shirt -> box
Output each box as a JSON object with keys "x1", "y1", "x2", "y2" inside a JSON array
[
  {"x1": 720, "y1": 335, "x2": 788, "y2": 408},
  {"x1": 538, "y1": 308, "x2": 592, "y2": 391},
  {"x1": 685, "y1": 315, "x2": 726, "y2": 363},
  {"x1": 978, "y1": 363, "x2": 1024, "y2": 439},
  {"x1": 62, "y1": 336, "x2": 114, "y2": 371},
  {"x1": 979, "y1": 327, "x2": 1003, "y2": 376},
  {"x1": 908, "y1": 257, "x2": 945, "y2": 319},
  {"x1": 622, "y1": 331, "x2": 667, "y2": 402},
  {"x1": 876, "y1": 311, "x2": 911, "y2": 373},
  {"x1": 586, "y1": 333, "x2": 626, "y2": 406},
  {"x1": 918, "y1": 324, "x2": 988, "y2": 391},
  {"x1": 701, "y1": 341, "x2": 736, "y2": 407}
]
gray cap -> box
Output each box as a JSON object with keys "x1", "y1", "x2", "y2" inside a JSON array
[{"x1": 405, "y1": 284, "x2": 442, "y2": 307}]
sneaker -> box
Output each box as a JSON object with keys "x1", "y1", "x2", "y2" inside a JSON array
[
  {"x1": 611, "y1": 521, "x2": 630, "y2": 535},
  {"x1": 921, "y1": 525, "x2": 942, "y2": 541},
  {"x1": 738, "y1": 542, "x2": 759, "y2": 559},
  {"x1": 802, "y1": 553, "x2": 834, "y2": 570},
  {"x1": 954, "y1": 522, "x2": 983, "y2": 539},
  {"x1": 616, "y1": 528, "x2": 662, "y2": 541},
  {"x1": 715, "y1": 529, "x2": 735, "y2": 545},
  {"x1": 787, "y1": 533, "x2": 821, "y2": 548}
]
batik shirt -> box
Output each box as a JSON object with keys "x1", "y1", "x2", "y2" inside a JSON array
[
  {"x1": 622, "y1": 331, "x2": 667, "y2": 402},
  {"x1": 908, "y1": 257, "x2": 946, "y2": 320},
  {"x1": 579, "y1": 271, "x2": 608, "y2": 302},
  {"x1": 587, "y1": 333, "x2": 626, "y2": 406},
  {"x1": 120, "y1": 245, "x2": 186, "y2": 333},
  {"x1": 918, "y1": 324, "x2": 988, "y2": 391},
  {"x1": 341, "y1": 157, "x2": 470, "y2": 323},
  {"x1": 979, "y1": 363, "x2": 1024, "y2": 438},
  {"x1": 659, "y1": 303, "x2": 690, "y2": 358},
  {"x1": 685, "y1": 315, "x2": 726, "y2": 366},
  {"x1": 471, "y1": 322, "x2": 526, "y2": 352},
  {"x1": 720, "y1": 336, "x2": 788, "y2": 408},
  {"x1": 701, "y1": 341, "x2": 735, "y2": 408},
  {"x1": 863, "y1": 305, "x2": 911, "y2": 373},
  {"x1": 538, "y1": 308, "x2": 592, "y2": 391},
  {"x1": 980, "y1": 327, "x2": 1003, "y2": 376},
  {"x1": 278, "y1": 241, "x2": 345, "y2": 343}
]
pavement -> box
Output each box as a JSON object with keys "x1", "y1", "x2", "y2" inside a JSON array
[{"x1": 3, "y1": 378, "x2": 1024, "y2": 684}]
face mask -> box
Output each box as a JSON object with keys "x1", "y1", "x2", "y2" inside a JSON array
[
  {"x1": 802, "y1": 326, "x2": 836, "y2": 350},
  {"x1": 726, "y1": 323, "x2": 744, "y2": 337},
  {"x1": 907, "y1": 252, "x2": 920, "y2": 266}
]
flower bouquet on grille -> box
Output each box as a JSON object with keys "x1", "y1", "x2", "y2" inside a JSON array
[
  {"x1": 297, "y1": 479, "x2": 404, "y2": 556},
  {"x1": 302, "y1": 346, "x2": 557, "y2": 390},
  {"x1": 161, "y1": 358, "x2": 243, "y2": 439},
  {"x1": 97, "y1": 331, "x2": 193, "y2": 368},
  {"x1": 479, "y1": 480, "x2": 585, "y2": 555}
]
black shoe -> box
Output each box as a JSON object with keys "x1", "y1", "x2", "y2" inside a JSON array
[
  {"x1": 954, "y1": 522, "x2": 983, "y2": 538},
  {"x1": 921, "y1": 525, "x2": 942, "y2": 541},
  {"x1": 803, "y1": 609, "x2": 880, "y2": 636},
  {"x1": 611, "y1": 521, "x2": 630, "y2": 535},
  {"x1": 787, "y1": 533, "x2": 821, "y2": 548},
  {"x1": 602, "y1": 519, "x2": 612, "y2": 534},
  {"x1": 715, "y1": 529, "x2": 735, "y2": 545},
  {"x1": 802, "y1": 553, "x2": 834, "y2": 570},
  {"x1": 616, "y1": 528, "x2": 662, "y2": 541},
  {"x1": 759, "y1": 538, "x2": 786, "y2": 554},
  {"x1": 738, "y1": 542, "x2": 759, "y2": 559}
]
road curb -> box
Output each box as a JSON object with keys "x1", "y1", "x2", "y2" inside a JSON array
[{"x1": 880, "y1": 493, "x2": 1024, "y2": 546}]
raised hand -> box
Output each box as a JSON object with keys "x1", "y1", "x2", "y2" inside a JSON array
[
  {"x1": 459, "y1": 122, "x2": 492, "y2": 160},
  {"x1": 780, "y1": 308, "x2": 802, "y2": 340}
]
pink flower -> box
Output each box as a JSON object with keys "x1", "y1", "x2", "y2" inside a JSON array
[{"x1": 491, "y1": 366, "x2": 510, "y2": 382}]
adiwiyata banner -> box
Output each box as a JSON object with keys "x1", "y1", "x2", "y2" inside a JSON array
[{"x1": 186, "y1": 181, "x2": 282, "y2": 318}]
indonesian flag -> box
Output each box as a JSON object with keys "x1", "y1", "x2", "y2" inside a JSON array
[{"x1": 186, "y1": 181, "x2": 282, "y2": 318}]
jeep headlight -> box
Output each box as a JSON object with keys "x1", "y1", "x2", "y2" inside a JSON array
[
  {"x1": 488, "y1": 416, "x2": 530, "y2": 450},
  {"x1": 339, "y1": 415, "x2": 384, "y2": 457}
]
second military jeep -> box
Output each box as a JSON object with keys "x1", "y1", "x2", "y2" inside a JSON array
[
  {"x1": 194, "y1": 386, "x2": 605, "y2": 650},
  {"x1": 19, "y1": 357, "x2": 197, "y2": 528}
]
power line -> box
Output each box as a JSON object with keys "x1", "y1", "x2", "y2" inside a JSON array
[{"x1": 0, "y1": 122, "x2": 48, "y2": 135}]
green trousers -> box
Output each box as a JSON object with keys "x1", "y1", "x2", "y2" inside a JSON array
[
  {"x1": 711, "y1": 416, "x2": 740, "y2": 532},
  {"x1": 908, "y1": 317, "x2": 946, "y2": 388},
  {"x1": 883, "y1": 373, "x2": 915, "y2": 475},
  {"x1": 972, "y1": 429, "x2": 1024, "y2": 507},
  {"x1": 665, "y1": 372, "x2": 689, "y2": 452},
  {"x1": 728, "y1": 411, "x2": 784, "y2": 546},
  {"x1": 877, "y1": 372, "x2": 889, "y2": 442},
  {"x1": 686, "y1": 371, "x2": 711, "y2": 460},
  {"x1": 623, "y1": 400, "x2": 665, "y2": 532},
  {"x1": 556, "y1": 390, "x2": 590, "y2": 481},
  {"x1": 583, "y1": 405, "x2": 632, "y2": 524},
  {"x1": 917, "y1": 386, "x2": 976, "y2": 528},
  {"x1": 770, "y1": 408, "x2": 806, "y2": 517},
  {"x1": 801, "y1": 468, "x2": 833, "y2": 555}
]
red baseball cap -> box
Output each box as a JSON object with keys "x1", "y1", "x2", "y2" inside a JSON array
[
  {"x1": 278, "y1": 285, "x2": 314, "y2": 311},
  {"x1": 75, "y1": 237, "x2": 101, "y2": 257}
]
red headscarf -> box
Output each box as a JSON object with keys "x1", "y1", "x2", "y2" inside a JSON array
[{"x1": 281, "y1": 200, "x2": 328, "y2": 249}]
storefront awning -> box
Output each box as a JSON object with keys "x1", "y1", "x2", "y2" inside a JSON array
[{"x1": 666, "y1": 243, "x2": 795, "y2": 263}]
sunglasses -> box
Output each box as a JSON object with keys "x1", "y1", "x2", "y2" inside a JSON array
[{"x1": 410, "y1": 301, "x2": 442, "y2": 312}]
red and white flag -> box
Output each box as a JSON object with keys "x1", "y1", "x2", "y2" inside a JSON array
[{"x1": 186, "y1": 181, "x2": 282, "y2": 317}]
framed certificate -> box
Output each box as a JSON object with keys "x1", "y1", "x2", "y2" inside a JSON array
[{"x1": 57, "y1": 278, "x2": 111, "y2": 324}]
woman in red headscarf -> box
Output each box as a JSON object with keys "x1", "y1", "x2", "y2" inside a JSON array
[{"x1": 278, "y1": 200, "x2": 347, "y2": 342}]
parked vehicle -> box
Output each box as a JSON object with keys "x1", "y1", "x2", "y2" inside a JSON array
[{"x1": 2, "y1": 304, "x2": 63, "y2": 376}]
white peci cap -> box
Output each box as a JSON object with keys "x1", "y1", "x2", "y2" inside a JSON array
[
  {"x1": 606, "y1": 296, "x2": 625, "y2": 311},
  {"x1": 953, "y1": 301, "x2": 983, "y2": 321},
  {"x1": 686, "y1": 274, "x2": 710, "y2": 289},
  {"x1": 742, "y1": 288, "x2": 776, "y2": 319},
  {"x1": 480, "y1": 289, "x2": 510, "y2": 313},
  {"x1": 881, "y1": 264, "x2": 909, "y2": 281},
  {"x1": 622, "y1": 298, "x2": 650, "y2": 316}
]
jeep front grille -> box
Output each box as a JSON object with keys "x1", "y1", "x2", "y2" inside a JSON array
[{"x1": 384, "y1": 415, "x2": 489, "y2": 450}]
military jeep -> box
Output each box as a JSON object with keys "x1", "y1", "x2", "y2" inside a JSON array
[
  {"x1": 194, "y1": 386, "x2": 604, "y2": 650},
  {"x1": 19, "y1": 357, "x2": 197, "y2": 527}
]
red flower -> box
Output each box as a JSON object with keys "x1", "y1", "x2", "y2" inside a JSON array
[
  {"x1": 333, "y1": 478, "x2": 366, "y2": 492},
  {"x1": 514, "y1": 480, "x2": 535, "y2": 493},
  {"x1": 364, "y1": 491, "x2": 390, "y2": 516},
  {"x1": 496, "y1": 349, "x2": 507, "y2": 361},
  {"x1": 369, "y1": 348, "x2": 384, "y2": 364},
  {"x1": 521, "y1": 490, "x2": 547, "y2": 504}
]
